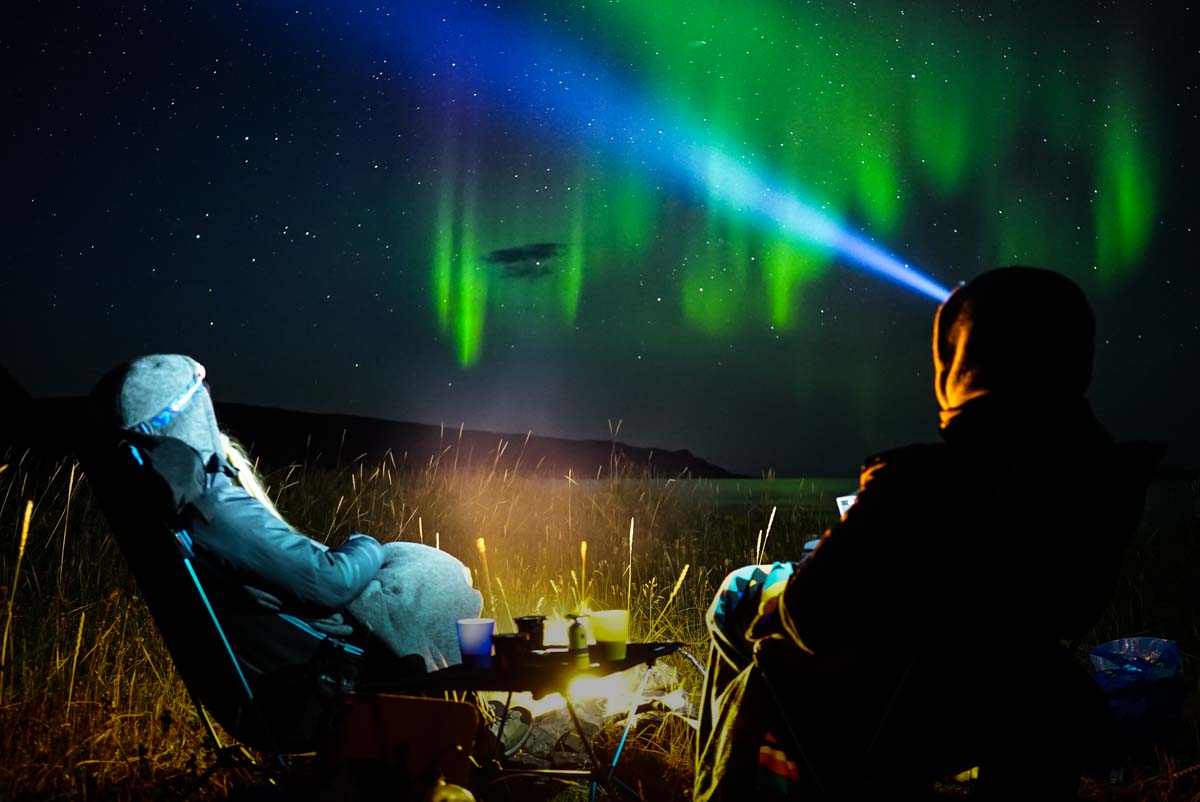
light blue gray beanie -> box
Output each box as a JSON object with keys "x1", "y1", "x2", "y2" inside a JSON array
[{"x1": 100, "y1": 354, "x2": 224, "y2": 461}]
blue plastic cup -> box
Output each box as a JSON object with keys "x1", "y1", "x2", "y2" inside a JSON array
[{"x1": 457, "y1": 617, "x2": 495, "y2": 669}]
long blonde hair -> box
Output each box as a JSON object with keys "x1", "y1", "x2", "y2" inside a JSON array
[{"x1": 220, "y1": 433, "x2": 286, "y2": 523}]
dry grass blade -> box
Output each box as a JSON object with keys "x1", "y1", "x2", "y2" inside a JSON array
[
  {"x1": 1, "y1": 500, "x2": 33, "y2": 707},
  {"x1": 66, "y1": 610, "x2": 85, "y2": 708}
]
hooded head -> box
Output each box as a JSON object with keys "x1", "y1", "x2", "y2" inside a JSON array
[
  {"x1": 933, "y1": 267, "x2": 1095, "y2": 426},
  {"x1": 92, "y1": 354, "x2": 224, "y2": 461}
]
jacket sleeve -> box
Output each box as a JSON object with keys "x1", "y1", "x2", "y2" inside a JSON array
[
  {"x1": 186, "y1": 473, "x2": 385, "y2": 614},
  {"x1": 751, "y1": 450, "x2": 921, "y2": 656}
]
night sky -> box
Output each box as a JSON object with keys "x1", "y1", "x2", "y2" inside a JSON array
[{"x1": 4, "y1": 1, "x2": 1197, "y2": 477}]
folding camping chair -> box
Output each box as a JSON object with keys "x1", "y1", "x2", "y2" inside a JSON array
[
  {"x1": 748, "y1": 621, "x2": 1123, "y2": 799},
  {"x1": 79, "y1": 431, "x2": 479, "y2": 798}
]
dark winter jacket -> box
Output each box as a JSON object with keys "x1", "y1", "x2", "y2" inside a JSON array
[
  {"x1": 761, "y1": 268, "x2": 1162, "y2": 661},
  {"x1": 767, "y1": 398, "x2": 1160, "y2": 659}
]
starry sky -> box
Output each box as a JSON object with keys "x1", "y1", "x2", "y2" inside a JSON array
[{"x1": 3, "y1": 1, "x2": 1197, "y2": 476}]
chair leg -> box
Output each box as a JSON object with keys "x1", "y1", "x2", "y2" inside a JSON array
[{"x1": 605, "y1": 665, "x2": 654, "y2": 783}]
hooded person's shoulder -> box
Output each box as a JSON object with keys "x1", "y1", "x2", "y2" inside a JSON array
[{"x1": 857, "y1": 443, "x2": 950, "y2": 491}]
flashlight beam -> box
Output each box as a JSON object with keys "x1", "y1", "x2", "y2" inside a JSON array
[{"x1": 321, "y1": 2, "x2": 952, "y2": 303}]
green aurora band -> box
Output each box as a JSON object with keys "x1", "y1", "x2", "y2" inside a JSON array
[{"x1": 428, "y1": 1, "x2": 1159, "y2": 366}]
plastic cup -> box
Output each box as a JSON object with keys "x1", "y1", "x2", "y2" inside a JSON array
[
  {"x1": 456, "y1": 617, "x2": 495, "y2": 669},
  {"x1": 589, "y1": 610, "x2": 629, "y2": 661},
  {"x1": 491, "y1": 633, "x2": 530, "y2": 671},
  {"x1": 514, "y1": 615, "x2": 546, "y2": 649}
]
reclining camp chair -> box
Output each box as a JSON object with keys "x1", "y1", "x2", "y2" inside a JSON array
[
  {"x1": 750, "y1": 638, "x2": 1118, "y2": 800},
  {"x1": 79, "y1": 429, "x2": 479, "y2": 798}
]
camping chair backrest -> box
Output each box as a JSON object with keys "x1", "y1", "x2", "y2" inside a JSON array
[{"x1": 80, "y1": 432, "x2": 280, "y2": 755}]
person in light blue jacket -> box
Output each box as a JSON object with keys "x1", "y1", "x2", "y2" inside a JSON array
[{"x1": 90, "y1": 354, "x2": 482, "y2": 696}]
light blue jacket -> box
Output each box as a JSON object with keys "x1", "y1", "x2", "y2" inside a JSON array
[{"x1": 187, "y1": 464, "x2": 385, "y2": 616}]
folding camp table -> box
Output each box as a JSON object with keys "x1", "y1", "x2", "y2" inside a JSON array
[{"x1": 365, "y1": 641, "x2": 685, "y2": 801}]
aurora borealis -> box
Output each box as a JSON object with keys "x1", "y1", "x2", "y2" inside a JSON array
[
  {"x1": 397, "y1": 0, "x2": 1159, "y2": 362},
  {"x1": 4, "y1": 1, "x2": 1196, "y2": 475}
]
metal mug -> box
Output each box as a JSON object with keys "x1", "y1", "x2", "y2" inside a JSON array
[{"x1": 514, "y1": 615, "x2": 547, "y2": 650}]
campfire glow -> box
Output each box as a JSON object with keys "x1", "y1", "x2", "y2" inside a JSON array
[
  {"x1": 542, "y1": 613, "x2": 574, "y2": 650},
  {"x1": 501, "y1": 611, "x2": 642, "y2": 719},
  {"x1": 480, "y1": 543, "x2": 693, "y2": 730},
  {"x1": 490, "y1": 612, "x2": 688, "y2": 721},
  {"x1": 499, "y1": 664, "x2": 650, "y2": 720}
]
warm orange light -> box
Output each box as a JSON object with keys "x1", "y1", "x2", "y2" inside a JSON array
[
  {"x1": 499, "y1": 665, "x2": 649, "y2": 720},
  {"x1": 542, "y1": 613, "x2": 572, "y2": 648}
]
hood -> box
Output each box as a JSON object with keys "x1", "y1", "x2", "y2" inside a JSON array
[{"x1": 933, "y1": 267, "x2": 1095, "y2": 427}]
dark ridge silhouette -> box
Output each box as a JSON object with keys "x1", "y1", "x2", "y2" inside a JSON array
[
  {"x1": 19, "y1": 397, "x2": 746, "y2": 479},
  {"x1": 0, "y1": 363, "x2": 32, "y2": 451},
  {"x1": 213, "y1": 402, "x2": 744, "y2": 478},
  {"x1": 8, "y1": 396, "x2": 1196, "y2": 481},
  {"x1": 0, "y1": 363, "x2": 32, "y2": 413}
]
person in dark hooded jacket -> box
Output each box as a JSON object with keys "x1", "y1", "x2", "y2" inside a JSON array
[{"x1": 695, "y1": 267, "x2": 1163, "y2": 801}]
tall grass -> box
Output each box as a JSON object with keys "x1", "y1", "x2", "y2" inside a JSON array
[
  {"x1": 1, "y1": 440, "x2": 1197, "y2": 800},
  {"x1": 1, "y1": 449, "x2": 222, "y2": 800}
]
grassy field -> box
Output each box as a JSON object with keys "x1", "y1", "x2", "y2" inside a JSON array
[{"x1": 1, "y1": 439, "x2": 1198, "y2": 801}]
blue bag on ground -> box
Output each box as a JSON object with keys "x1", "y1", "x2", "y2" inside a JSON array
[{"x1": 1089, "y1": 637, "x2": 1185, "y2": 738}]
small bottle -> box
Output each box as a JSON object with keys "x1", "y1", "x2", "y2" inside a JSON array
[{"x1": 567, "y1": 614, "x2": 589, "y2": 669}]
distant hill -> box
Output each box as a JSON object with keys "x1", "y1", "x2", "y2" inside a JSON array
[
  {"x1": 6, "y1": 392, "x2": 1195, "y2": 482},
  {"x1": 213, "y1": 402, "x2": 743, "y2": 478},
  {"x1": 0, "y1": 364, "x2": 33, "y2": 442},
  {"x1": 17, "y1": 397, "x2": 744, "y2": 479}
]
